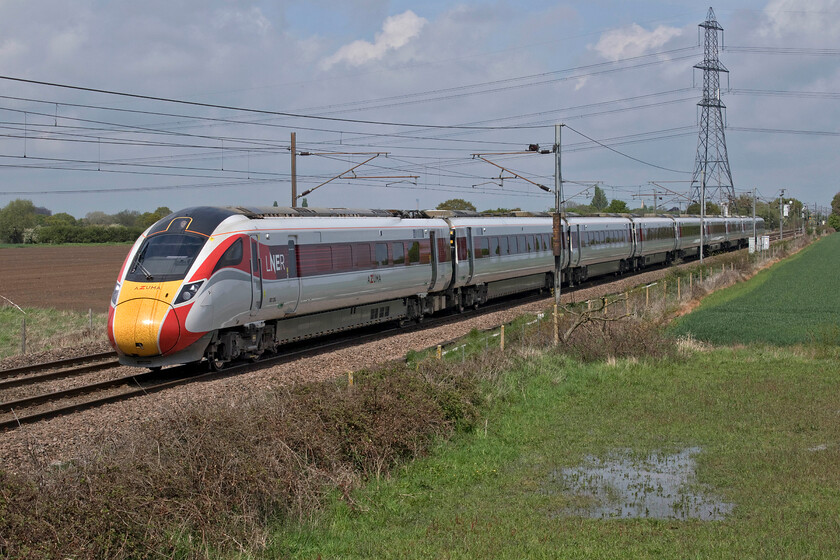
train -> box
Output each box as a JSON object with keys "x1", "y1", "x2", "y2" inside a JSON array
[{"x1": 107, "y1": 206, "x2": 764, "y2": 369}]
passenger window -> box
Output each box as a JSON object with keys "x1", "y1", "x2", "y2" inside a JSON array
[
  {"x1": 298, "y1": 245, "x2": 332, "y2": 277},
  {"x1": 392, "y1": 243, "x2": 405, "y2": 265},
  {"x1": 419, "y1": 240, "x2": 432, "y2": 264},
  {"x1": 332, "y1": 245, "x2": 352, "y2": 271},
  {"x1": 375, "y1": 243, "x2": 388, "y2": 267},
  {"x1": 439, "y1": 238, "x2": 451, "y2": 262},
  {"x1": 407, "y1": 242, "x2": 420, "y2": 264},
  {"x1": 479, "y1": 237, "x2": 489, "y2": 258},
  {"x1": 500, "y1": 237, "x2": 509, "y2": 255},
  {"x1": 354, "y1": 244, "x2": 372, "y2": 268},
  {"x1": 491, "y1": 237, "x2": 500, "y2": 256},
  {"x1": 457, "y1": 237, "x2": 468, "y2": 261}
]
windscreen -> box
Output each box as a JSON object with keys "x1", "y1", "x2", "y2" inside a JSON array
[{"x1": 125, "y1": 233, "x2": 206, "y2": 283}]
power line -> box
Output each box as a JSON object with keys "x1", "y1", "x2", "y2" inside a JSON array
[
  {"x1": 0, "y1": 74, "x2": 548, "y2": 130},
  {"x1": 725, "y1": 46, "x2": 840, "y2": 56},
  {"x1": 728, "y1": 126, "x2": 840, "y2": 137},
  {"x1": 730, "y1": 88, "x2": 840, "y2": 100},
  {"x1": 564, "y1": 124, "x2": 691, "y2": 174},
  {"x1": 300, "y1": 49, "x2": 699, "y2": 116}
]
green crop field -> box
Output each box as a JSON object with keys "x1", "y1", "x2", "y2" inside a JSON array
[{"x1": 669, "y1": 234, "x2": 840, "y2": 345}]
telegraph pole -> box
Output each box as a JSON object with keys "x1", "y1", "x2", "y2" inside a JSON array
[
  {"x1": 553, "y1": 124, "x2": 564, "y2": 345},
  {"x1": 779, "y1": 189, "x2": 785, "y2": 241},
  {"x1": 290, "y1": 132, "x2": 297, "y2": 207}
]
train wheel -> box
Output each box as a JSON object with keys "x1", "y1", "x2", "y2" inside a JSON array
[{"x1": 208, "y1": 357, "x2": 227, "y2": 372}]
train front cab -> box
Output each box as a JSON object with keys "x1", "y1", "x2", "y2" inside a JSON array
[{"x1": 108, "y1": 217, "x2": 216, "y2": 367}]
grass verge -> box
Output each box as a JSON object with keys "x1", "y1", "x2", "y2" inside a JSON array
[
  {"x1": 278, "y1": 345, "x2": 840, "y2": 559},
  {"x1": 0, "y1": 306, "x2": 108, "y2": 360}
]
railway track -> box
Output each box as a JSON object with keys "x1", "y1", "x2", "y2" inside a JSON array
[
  {"x1": 0, "y1": 291, "x2": 548, "y2": 432},
  {"x1": 767, "y1": 228, "x2": 801, "y2": 243},
  {"x1": 0, "y1": 351, "x2": 120, "y2": 389},
  {"x1": 0, "y1": 235, "x2": 799, "y2": 432}
]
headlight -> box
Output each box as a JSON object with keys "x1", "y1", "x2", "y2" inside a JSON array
[
  {"x1": 176, "y1": 281, "x2": 204, "y2": 305},
  {"x1": 111, "y1": 283, "x2": 121, "y2": 307}
]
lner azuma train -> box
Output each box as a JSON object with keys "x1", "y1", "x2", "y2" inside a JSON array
[{"x1": 107, "y1": 206, "x2": 764, "y2": 369}]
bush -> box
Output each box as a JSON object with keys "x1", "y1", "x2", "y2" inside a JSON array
[{"x1": 0, "y1": 362, "x2": 479, "y2": 558}]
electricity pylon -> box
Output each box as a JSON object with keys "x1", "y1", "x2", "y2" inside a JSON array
[{"x1": 689, "y1": 7, "x2": 735, "y2": 212}]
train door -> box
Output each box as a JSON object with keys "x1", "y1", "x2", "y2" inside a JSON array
[
  {"x1": 570, "y1": 224, "x2": 581, "y2": 267},
  {"x1": 249, "y1": 235, "x2": 263, "y2": 316},
  {"x1": 429, "y1": 230, "x2": 438, "y2": 290},
  {"x1": 285, "y1": 237, "x2": 300, "y2": 314},
  {"x1": 465, "y1": 227, "x2": 474, "y2": 284},
  {"x1": 562, "y1": 223, "x2": 570, "y2": 270}
]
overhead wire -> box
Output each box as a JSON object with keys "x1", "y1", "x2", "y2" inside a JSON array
[{"x1": 0, "y1": 38, "x2": 835, "y2": 203}]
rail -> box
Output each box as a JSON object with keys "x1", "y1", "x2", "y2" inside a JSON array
[{"x1": 0, "y1": 233, "x2": 804, "y2": 431}]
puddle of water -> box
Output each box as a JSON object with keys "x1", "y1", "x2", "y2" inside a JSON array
[{"x1": 545, "y1": 447, "x2": 733, "y2": 520}]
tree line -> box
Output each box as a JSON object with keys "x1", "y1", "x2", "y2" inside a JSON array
[
  {"x1": 2, "y1": 191, "x2": 833, "y2": 246},
  {"x1": 0, "y1": 199, "x2": 171, "y2": 244}
]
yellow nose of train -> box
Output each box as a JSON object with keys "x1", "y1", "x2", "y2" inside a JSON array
[{"x1": 110, "y1": 281, "x2": 182, "y2": 357}]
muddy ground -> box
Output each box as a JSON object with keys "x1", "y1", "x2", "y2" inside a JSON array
[{"x1": 0, "y1": 245, "x2": 130, "y2": 313}]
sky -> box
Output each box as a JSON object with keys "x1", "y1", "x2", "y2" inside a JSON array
[{"x1": 0, "y1": 0, "x2": 837, "y2": 218}]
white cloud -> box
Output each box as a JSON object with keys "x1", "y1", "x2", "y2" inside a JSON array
[
  {"x1": 592, "y1": 23, "x2": 682, "y2": 61},
  {"x1": 321, "y1": 10, "x2": 427, "y2": 69},
  {"x1": 760, "y1": 0, "x2": 840, "y2": 38},
  {"x1": 213, "y1": 7, "x2": 272, "y2": 36}
]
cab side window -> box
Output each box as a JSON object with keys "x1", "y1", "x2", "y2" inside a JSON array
[{"x1": 213, "y1": 238, "x2": 243, "y2": 273}]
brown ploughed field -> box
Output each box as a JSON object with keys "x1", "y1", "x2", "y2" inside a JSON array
[{"x1": 0, "y1": 245, "x2": 130, "y2": 313}]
